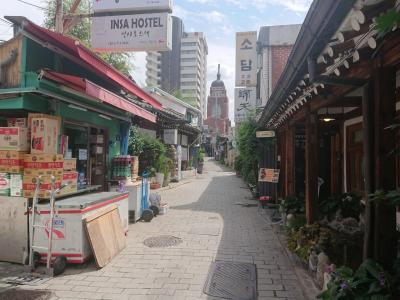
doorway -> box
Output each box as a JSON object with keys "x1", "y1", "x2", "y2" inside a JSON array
[{"x1": 64, "y1": 121, "x2": 108, "y2": 190}]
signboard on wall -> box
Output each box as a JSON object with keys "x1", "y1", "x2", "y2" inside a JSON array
[
  {"x1": 93, "y1": 0, "x2": 172, "y2": 12},
  {"x1": 234, "y1": 87, "x2": 257, "y2": 123},
  {"x1": 91, "y1": 13, "x2": 172, "y2": 52},
  {"x1": 258, "y1": 168, "x2": 280, "y2": 183},
  {"x1": 256, "y1": 131, "x2": 276, "y2": 138},
  {"x1": 235, "y1": 31, "x2": 257, "y2": 87},
  {"x1": 163, "y1": 129, "x2": 178, "y2": 145}
]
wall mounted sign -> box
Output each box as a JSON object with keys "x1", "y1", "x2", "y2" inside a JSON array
[
  {"x1": 256, "y1": 131, "x2": 275, "y2": 138},
  {"x1": 258, "y1": 168, "x2": 280, "y2": 183}
]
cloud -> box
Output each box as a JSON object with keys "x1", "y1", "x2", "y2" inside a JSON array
[
  {"x1": 226, "y1": 0, "x2": 312, "y2": 12},
  {"x1": 199, "y1": 10, "x2": 227, "y2": 24}
]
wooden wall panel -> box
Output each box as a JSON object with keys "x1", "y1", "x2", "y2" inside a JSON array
[{"x1": 0, "y1": 35, "x2": 22, "y2": 88}]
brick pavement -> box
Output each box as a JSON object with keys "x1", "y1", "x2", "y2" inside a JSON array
[{"x1": 3, "y1": 158, "x2": 306, "y2": 300}]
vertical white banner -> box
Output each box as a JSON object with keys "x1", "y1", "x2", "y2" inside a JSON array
[
  {"x1": 235, "y1": 31, "x2": 258, "y2": 87},
  {"x1": 234, "y1": 87, "x2": 257, "y2": 123}
]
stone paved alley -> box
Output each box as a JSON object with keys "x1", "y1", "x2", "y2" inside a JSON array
[{"x1": 0, "y1": 159, "x2": 308, "y2": 300}]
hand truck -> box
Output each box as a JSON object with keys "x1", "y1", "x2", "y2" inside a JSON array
[{"x1": 26, "y1": 175, "x2": 69, "y2": 276}]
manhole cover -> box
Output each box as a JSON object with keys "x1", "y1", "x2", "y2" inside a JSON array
[
  {"x1": 203, "y1": 261, "x2": 257, "y2": 300},
  {"x1": 143, "y1": 235, "x2": 182, "y2": 248}
]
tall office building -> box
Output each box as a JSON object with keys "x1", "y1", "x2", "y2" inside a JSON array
[
  {"x1": 180, "y1": 32, "x2": 208, "y2": 115},
  {"x1": 146, "y1": 16, "x2": 184, "y2": 92},
  {"x1": 146, "y1": 25, "x2": 208, "y2": 116}
]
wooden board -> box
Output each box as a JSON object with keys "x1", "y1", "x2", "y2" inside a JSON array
[
  {"x1": 0, "y1": 35, "x2": 22, "y2": 88},
  {"x1": 84, "y1": 204, "x2": 126, "y2": 268},
  {"x1": 0, "y1": 196, "x2": 28, "y2": 263}
]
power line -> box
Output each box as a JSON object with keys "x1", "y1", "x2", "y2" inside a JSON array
[
  {"x1": 0, "y1": 18, "x2": 12, "y2": 25},
  {"x1": 15, "y1": 0, "x2": 48, "y2": 10}
]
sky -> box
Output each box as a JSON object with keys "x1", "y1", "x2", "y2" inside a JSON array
[{"x1": 0, "y1": 0, "x2": 312, "y2": 121}]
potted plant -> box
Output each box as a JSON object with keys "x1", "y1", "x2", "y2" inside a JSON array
[
  {"x1": 162, "y1": 157, "x2": 173, "y2": 187},
  {"x1": 197, "y1": 150, "x2": 205, "y2": 174},
  {"x1": 154, "y1": 155, "x2": 168, "y2": 186}
]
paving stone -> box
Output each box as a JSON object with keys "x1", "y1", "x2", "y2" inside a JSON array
[{"x1": 0, "y1": 159, "x2": 308, "y2": 299}]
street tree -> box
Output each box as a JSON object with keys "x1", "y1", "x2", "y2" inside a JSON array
[{"x1": 43, "y1": 0, "x2": 133, "y2": 75}]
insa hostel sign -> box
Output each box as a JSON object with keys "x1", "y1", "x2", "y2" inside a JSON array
[{"x1": 91, "y1": 13, "x2": 172, "y2": 52}]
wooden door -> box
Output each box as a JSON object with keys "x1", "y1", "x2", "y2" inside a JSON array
[{"x1": 346, "y1": 123, "x2": 364, "y2": 193}]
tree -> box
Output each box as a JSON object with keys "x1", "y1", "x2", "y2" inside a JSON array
[
  {"x1": 43, "y1": 0, "x2": 133, "y2": 75},
  {"x1": 171, "y1": 89, "x2": 198, "y2": 108}
]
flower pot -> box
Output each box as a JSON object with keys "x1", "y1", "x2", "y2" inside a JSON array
[
  {"x1": 155, "y1": 172, "x2": 164, "y2": 186},
  {"x1": 197, "y1": 162, "x2": 204, "y2": 174},
  {"x1": 150, "y1": 182, "x2": 161, "y2": 189}
]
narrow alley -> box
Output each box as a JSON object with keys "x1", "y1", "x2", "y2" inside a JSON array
[{"x1": 1, "y1": 158, "x2": 307, "y2": 300}]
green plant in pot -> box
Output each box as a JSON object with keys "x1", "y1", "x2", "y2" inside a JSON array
[
  {"x1": 162, "y1": 156, "x2": 173, "y2": 187},
  {"x1": 154, "y1": 155, "x2": 169, "y2": 186}
]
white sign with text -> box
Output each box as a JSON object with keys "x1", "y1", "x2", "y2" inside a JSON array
[
  {"x1": 234, "y1": 87, "x2": 257, "y2": 123},
  {"x1": 235, "y1": 31, "x2": 257, "y2": 87},
  {"x1": 91, "y1": 13, "x2": 172, "y2": 52}
]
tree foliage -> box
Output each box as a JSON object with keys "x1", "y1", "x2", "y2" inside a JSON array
[
  {"x1": 43, "y1": 0, "x2": 132, "y2": 75},
  {"x1": 374, "y1": 9, "x2": 400, "y2": 35}
]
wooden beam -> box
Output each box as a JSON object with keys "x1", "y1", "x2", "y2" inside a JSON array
[
  {"x1": 310, "y1": 96, "x2": 361, "y2": 112},
  {"x1": 327, "y1": 39, "x2": 356, "y2": 58},
  {"x1": 371, "y1": 67, "x2": 397, "y2": 270},
  {"x1": 285, "y1": 126, "x2": 295, "y2": 196},
  {"x1": 305, "y1": 107, "x2": 319, "y2": 224},
  {"x1": 362, "y1": 81, "x2": 375, "y2": 260}
]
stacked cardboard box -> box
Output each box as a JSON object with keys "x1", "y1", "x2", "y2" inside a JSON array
[
  {"x1": 63, "y1": 158, "x2": 77, "y2": 171},
  {"x1": 0, "y1": 173, "x2": 10, "y2": 196},
  {"x1": 60, "y1": 171, "x2": 78, "y2": 195},
  {"x1": 23, "y1": 154, "x2": 64, "y2": 198},
  {"x1": 0, "y1": 127, "x2": 29, "y2": 151},
  {"x1": 7, "y1": 118, "x2": 28, "y2": 128},
  {"x1": 0, "y1": 151, "x2": 26, "y2": 173},
  {"x1": 30, "y1": 115, "x2": 61, "y2": 155},
  {"x1": 10, "y1": 174, "x2": 23, "y2": 197}
]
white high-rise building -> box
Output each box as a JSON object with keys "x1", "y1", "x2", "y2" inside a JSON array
[
  {"x1": 180, "y1": 32, "x2": 208, "y2": 114},
  {"x1": 146, "y1": 51, "x2": 162, "y2": 88}
]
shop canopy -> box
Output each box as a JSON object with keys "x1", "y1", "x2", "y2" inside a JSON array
[
  {"x1": 40, "y1": 70, "x2": 156, "y2": 123},
  {"x1": 5, "y1": 16, "x2": 163, "y2": 111}
]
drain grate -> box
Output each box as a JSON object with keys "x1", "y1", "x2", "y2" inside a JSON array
[
  {"x1": 143, "y1": 235, "x2": 182, "y2": 248},
  {"x1": 203, "y1": 261, "x2": 257, "y2": 300}
]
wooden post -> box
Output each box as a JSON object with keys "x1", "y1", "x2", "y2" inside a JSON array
[
  {"x1": 285, "y1": 126, "x2": 295, "y2": 196},
  {"x1": 305, "y1": 108, "x2": 319, "y2": 224},
  {"x1": 372, "y1": 66, "x2": 397, "y2": 269},
  {"x1": 362, "y1": 80, "x2": 375, "y2": 260}
]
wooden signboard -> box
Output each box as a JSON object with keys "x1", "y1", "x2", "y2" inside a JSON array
[
  {"x1": 256, "y1": 131, "x2": 275, "y2": 138},
  {"x1": 84, "y1": 205, "x2": 126, "y2": 268},
  {"x1": 258, "y1": 168, "x2": 280, "y2": 183}
]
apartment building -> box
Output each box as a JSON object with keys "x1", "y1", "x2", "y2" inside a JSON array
[
  {"x1": 180, "y1": 32, "x2": 208, "y2": 115},
  {"x1": 146, "y1": 16, "x2": 184, "y2": 91}
]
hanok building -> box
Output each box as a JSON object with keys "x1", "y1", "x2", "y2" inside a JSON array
[{"x1": 258, "y1": 0, "x2": 400, "y2": 269}]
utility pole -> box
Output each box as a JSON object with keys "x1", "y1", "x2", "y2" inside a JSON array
[{"x1": 55, "y1": 0, "x2": 63, "y2": 33}]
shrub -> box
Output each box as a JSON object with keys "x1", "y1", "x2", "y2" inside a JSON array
[
  {"x1": 319, "y1": 193, "x2": 364, "y2": 221},
  {"x1": 318, "y1": 259, "x2": 393, "y2": 300},
  {"x1": 128, "y1": 128, "x2": 166, "y2": 174}
]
